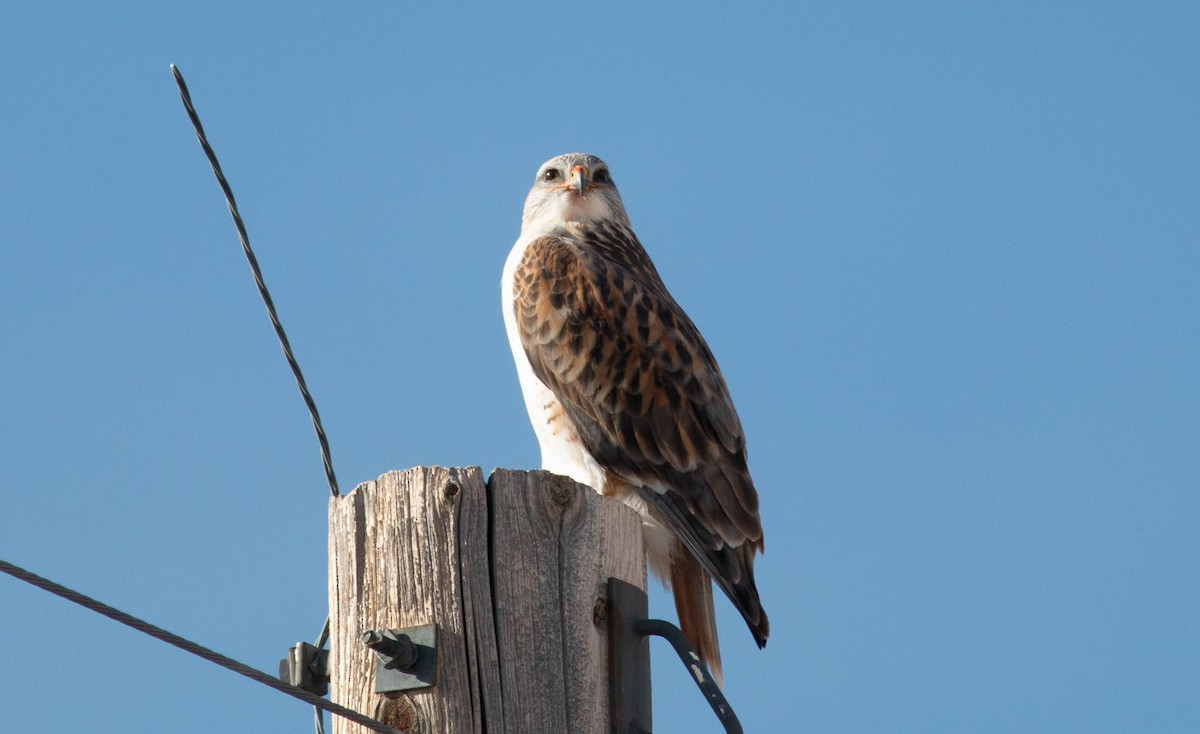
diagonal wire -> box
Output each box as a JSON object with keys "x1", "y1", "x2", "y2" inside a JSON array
[
  {"x1": 170, "y1": 63, "x2": 339, "y2": 499},
  {"x1": 0, "y1": 559, "x2": 400, "y2": 734},
  {"x1": 170, "y1": 63, "x2": 341, "y2": 733}
]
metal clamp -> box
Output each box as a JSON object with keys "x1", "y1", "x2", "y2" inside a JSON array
[
  {"x1": 362, "y1": 623, "x2": 438, "y2": 693},
  {"x1": 278, "y1": 641, "x2": 329, "y2": 696}
]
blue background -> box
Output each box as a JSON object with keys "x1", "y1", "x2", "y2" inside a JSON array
[{"x1": 2, "y1": 3, "x2": 1197, "y2": 731}]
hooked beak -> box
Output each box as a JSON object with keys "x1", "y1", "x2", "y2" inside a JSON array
[{"x1": 569, "y1": 165, "x2": 590, "y2": 196}]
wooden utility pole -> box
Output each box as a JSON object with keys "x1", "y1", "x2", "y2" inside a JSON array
[{"x1": 328, "y1": 466, "x2": 648, "y2": 733}]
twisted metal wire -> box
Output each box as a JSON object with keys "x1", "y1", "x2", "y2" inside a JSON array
[
  {"x1": 0, "y1": 559, "x2": 398, "y2": 734},
  {"x1": 170, "y1": 63, "x2": 343, "y2": 733},
  {"x1": 170, "y1": 63, "x2": 339, "y2": 499}
]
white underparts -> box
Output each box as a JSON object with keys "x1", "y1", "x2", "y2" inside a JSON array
[
  {"x1": 501, "y1": 233, "x2": 607, "y2": 492},
  {"x1": 502, "y1": 223, "x2": 676, "y2": 587}
]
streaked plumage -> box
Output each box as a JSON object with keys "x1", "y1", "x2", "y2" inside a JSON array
[{"x1": 501, "y1": 153, "x2": 767, "y2": 683}]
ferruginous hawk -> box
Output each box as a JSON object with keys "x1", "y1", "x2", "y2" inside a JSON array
[{"x1": 501, "y1": 153, "x2": 767, "y2": 684}]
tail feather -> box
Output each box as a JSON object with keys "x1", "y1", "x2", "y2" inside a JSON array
[
  {"x1": 719, "y1": 540, "x2": 768, "y2": 649},
  {"x1": 670, "y1": 543, "x2": 724, "y2": 688}
]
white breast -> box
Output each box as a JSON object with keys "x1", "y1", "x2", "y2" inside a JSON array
[
  {"x1": 501, "y1": 233, "x2": 608, "y2": 492},
  {"x1": 502, "y1": 230, "x2": 678, "y2": 581}
]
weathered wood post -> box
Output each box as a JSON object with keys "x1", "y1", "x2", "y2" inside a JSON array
[{"x1": 328, "y1": 466, "x2": 647, "y2": 733}]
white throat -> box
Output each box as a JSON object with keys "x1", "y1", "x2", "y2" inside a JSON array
[{"x1": 521, "y1": 190, "x2": 621, "y2": 240}]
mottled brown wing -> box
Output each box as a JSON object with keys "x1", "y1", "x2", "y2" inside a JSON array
[{"x1": 512, "y1": 231, "x2": 768, "y2": 646}]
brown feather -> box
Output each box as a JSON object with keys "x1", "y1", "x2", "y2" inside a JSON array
[
  {"x1": 670, "y1": 540, "x2": 724, "y2": 688},
  {"x1": 512, "y1": 225, "x2": 769, "y2": 650}
]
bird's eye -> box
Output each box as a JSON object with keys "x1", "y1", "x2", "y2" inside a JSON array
[
  {"x1": 542, "y1": 168, "x2": 561, "y2": 182},
  {"x1": 593, "y1": 169, "x2": 612, "y2": 185}
]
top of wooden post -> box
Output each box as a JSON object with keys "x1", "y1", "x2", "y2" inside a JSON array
[{"x1": 327, "y1": 466, "x2": 647, "y2": 734}]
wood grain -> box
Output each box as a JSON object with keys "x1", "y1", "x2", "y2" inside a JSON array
[
  {"x1": 488, "y1": 469, "x2": 647, "y2": 734},
  {"x1": 329, "y1": 467, "x2": 646, "y2": 734}
]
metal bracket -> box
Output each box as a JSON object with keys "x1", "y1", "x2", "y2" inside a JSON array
[
  {"x1": 278, "y1": 641, "x2": 329, "y2": 696},
  {"x1": 362, "y1": 623, "x2": 437, "y2": 694},
  {"x1": 634, "y1": 618, "x2": 742, "y2": 734},
  {"x1": 608, "y1": 578, "x2": 653, "y2": 733},
  {"x1": 607, "y1": 578, "x2": 743, "y2": 734}
]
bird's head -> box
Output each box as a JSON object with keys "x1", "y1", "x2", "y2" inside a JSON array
[{"x1": 521, "y1": 153, "x2": 630, "y2": 233}]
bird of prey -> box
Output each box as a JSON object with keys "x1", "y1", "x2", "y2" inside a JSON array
[{"x1": 501, "y1": 153, "x2": 767, "y2": 683}]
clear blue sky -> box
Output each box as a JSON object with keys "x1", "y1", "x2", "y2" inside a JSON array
[{"x1": 2, "y1": 2, "x2": 1197, "y2": 732}]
